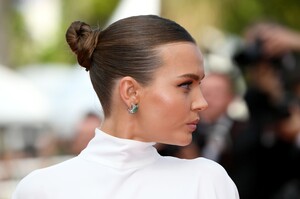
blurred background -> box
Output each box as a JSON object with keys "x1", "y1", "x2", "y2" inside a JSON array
[{"x1": 0, "y1": 0, "x2": 300, "y2": 198}]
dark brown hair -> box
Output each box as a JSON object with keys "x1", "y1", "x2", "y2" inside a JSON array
[{"x1": 66, "y1": 15, "x2": 195, "y2": 117}]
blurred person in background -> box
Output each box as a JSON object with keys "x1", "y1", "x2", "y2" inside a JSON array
[
  {"x1": 191, "y1": 71, "x2": 256, "y2": 199},
  {"x1": 156, "y1": 71, "x2": 240, "y2": 160},
  {"x1": 195, "y1": 72, "x2": 237, "y2": 162},
  {"x1": 233, "y1": 21, "x2": 300, "y2": 199},
  {"x1": 12, "y1": 15, "x2": 239, "y2": 199},
  {"x1": 70, "y1": 112, "x2": 102, "y2": 155},
  {"x1": 204, "y1": 72, "x2": 259, "y2": 199},
  {"x1": 155, "y1": 70, "x2": 257, "y2": 199}
]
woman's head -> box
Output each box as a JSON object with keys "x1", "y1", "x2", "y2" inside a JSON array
[
  {"x1": 66, "y1": 15, "x2": 208, "y2": 145},
  {"x1": 66, "y1": 15, "x2": 195, "y2": 117}
]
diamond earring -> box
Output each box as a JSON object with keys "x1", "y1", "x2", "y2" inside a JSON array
[{"x1": 128, "y1": 104, "x2": 139, "y2": 114}]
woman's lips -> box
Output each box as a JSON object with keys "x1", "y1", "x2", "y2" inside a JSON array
[
  {"x1": 187, "y1": 119, "x2": 199, "y2": 131},
  {"x1": 187, "y1": 123, "x2": 197, "y2": 131}
]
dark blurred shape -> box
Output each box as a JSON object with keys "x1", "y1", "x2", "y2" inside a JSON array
[
  {"x1": 233, "y1": 38, "x2": 265, "y2": 66},
  {"x1": 233, "y1": 37, "x2": 299, "y2": 88},
  {"x1": 70, "y1": 112, "x2": 102, "y2": 155},
  {"x1": 233, "y1": 31, "x2": 300, "y2": 123},
  {"x1": 231, "y1": 22, "x2": 300, "y2": 199}
]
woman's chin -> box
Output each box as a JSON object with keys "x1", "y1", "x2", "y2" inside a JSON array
[{"x1": 170, "y1": 135, "x2": 193, "y2": 147}]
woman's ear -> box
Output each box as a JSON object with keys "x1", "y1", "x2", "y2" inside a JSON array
[{"x1": 119, "y1": 76, "x2": 140, "y2": 108}]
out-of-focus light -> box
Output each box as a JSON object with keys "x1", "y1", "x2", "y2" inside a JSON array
[
  {"x1": 107, "y1": 0, "x2": 161, "y2": 25},
  {"x1": 19, "y1": 0, "x2": 61, "y2": 47}
]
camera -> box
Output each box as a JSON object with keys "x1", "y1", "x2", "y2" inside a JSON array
[
  {"x1": 233, "y1": 38, "x2": 265, "y2": 67},
  {"x1": 233, "y1": 37, "x2": 299, "y2": 89},
  {"x1": 233, "y1": 37, "x2": 300, "y2": 121},
  {"x1": 233, "y1": 38, "x2": 297, "y2": 71}
]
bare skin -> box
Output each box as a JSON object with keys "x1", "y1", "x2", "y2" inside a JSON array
[{"x1": 101, "y1": 42, "x2": 208, "y2": 146}]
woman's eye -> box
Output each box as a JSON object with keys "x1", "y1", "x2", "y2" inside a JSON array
[{"x1": 178, "y1": 81, "x2": 193, "y2": 90}]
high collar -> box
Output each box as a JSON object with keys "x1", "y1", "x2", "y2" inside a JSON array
[{"x1": 79, "y1": 128, "x2": 160, "y2": 169}]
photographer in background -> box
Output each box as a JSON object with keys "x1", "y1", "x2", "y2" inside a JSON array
[
  {"x1": 233, "y1": 22, "x2": 300, "y2": 199},
  {"x1": 245, "y1": 23, "x2": 300, "y2": 57}
]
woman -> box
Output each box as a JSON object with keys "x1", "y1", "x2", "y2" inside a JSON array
[{"x1": 13, "y1": 15, "x2": 239, "y2": 199}]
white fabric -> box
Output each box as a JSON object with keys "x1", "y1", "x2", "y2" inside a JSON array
[{"x1": 12, "y1": 128, "x2": 239, "y2": 199}]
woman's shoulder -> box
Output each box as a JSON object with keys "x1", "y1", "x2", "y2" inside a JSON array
[
  {"x1": 185, "y1": 157, "x2": 231, "y2": 179},
  {"x1": 154, "y1": 156, "x2": 239, "y2": 198},
  {"x1": 12, "y1": 157, "x2": 80, "y2": 198},
  {"x1": 12, "y1": 168, "x2": 46, "y2": 198},
  {"x1": 192, "y1": 157, "x2": 228, "y2": 175},
  {"x1": 155, "y1": 156, "x2": 229, "y2": 181},
  {"x1": 159, "y1": 156, "x2": 225, "y2": 171},
  {"x1": 157, "y1": 157, "x2": 234, "y2": 183},
  {"x1": 182, "y1": 157, "x2": 239, "y2": 197}
]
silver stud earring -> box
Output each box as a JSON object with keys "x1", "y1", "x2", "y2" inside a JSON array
[{"x1": 128, "y1": 104, "x2": 139, "y2": 114}]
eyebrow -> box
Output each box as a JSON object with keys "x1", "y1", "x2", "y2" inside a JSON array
[{"x1": 177, "y1": 73, "x2": 205, "y2": 81}]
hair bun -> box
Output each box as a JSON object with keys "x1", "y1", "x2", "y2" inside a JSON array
[{"x1": 66, "y1": 21, "x2": 100, "y2": 71}]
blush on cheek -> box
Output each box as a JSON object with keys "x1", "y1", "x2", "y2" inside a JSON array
[
  {"x1": 150, "y1": 92, "x2": 176, "y2": 116},
  {"x1": 141, "y1": 92, "x2": 177, "y2": 134},
  {"x1": 148, "y1": 91, "x2": 190, "y2": 131}
]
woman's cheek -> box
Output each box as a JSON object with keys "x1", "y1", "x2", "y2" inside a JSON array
[{"x1": 151, "y1": 91, "x2": 179, "y2": 114}]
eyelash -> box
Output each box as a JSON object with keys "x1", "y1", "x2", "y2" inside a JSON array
[{"x1": 178, "y1": 81, "x2": 193, "y2": 90}]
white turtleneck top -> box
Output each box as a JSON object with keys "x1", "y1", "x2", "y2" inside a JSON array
[{"x1": 13, "y1": 129, "x2": 239, "y2": 199}]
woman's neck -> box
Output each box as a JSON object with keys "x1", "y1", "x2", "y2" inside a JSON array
[{"x1": 100, "y1": 116, "x2": 144, "y2": 141}]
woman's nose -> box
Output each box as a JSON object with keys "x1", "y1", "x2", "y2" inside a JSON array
[{"x1": 191, "y1": 89, "x2": 208, "y2": 112}]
